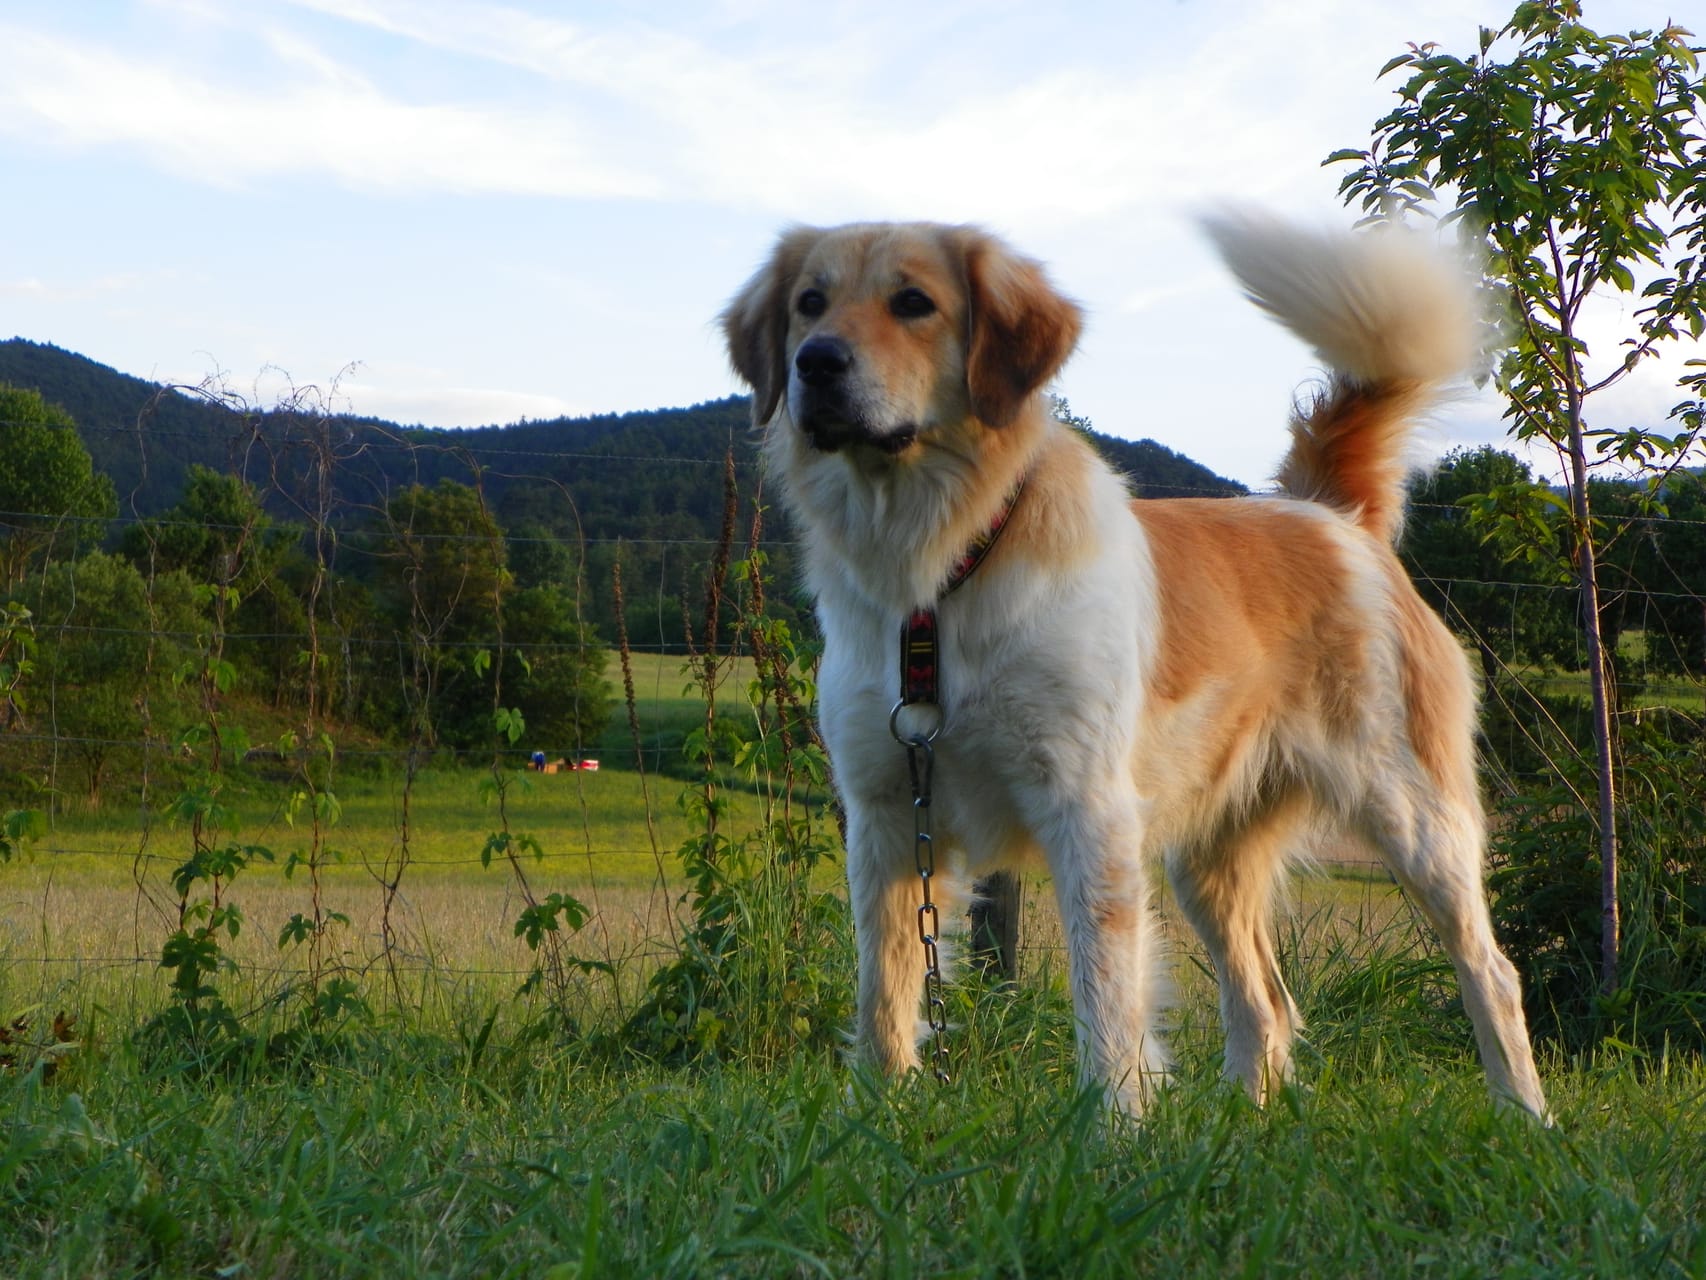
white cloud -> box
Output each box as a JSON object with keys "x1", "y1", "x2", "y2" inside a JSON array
[
  {"x1": 5, "y1": 0, "x2": 1696, "y2": 490},
  {"x1": 0, "y1": 24, "x2": 658, "y2": 197},
  {"x1": 281, "y1": 0, "x2": 1308, "y2": 225},
  {"x1": 0, "y1": 1, "x2": 1351, "y2": 222}
]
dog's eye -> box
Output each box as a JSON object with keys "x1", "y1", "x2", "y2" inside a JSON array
[
  {"x1": 796, "y1": 288, "x2": 828, "y2": 318},
  {"x1": 891, "y1": 287, "x2": 936, "y2": 319}
]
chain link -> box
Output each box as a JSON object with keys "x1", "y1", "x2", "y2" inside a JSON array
[{"x1": 900, "y1": 726, "x2": 951, "y2": 1085}]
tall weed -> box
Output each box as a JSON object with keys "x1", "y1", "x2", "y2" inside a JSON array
[{"x1": 618, "y1": 459, "x2": 851, "y2": 1065}]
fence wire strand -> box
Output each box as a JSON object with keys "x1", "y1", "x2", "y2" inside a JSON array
[{"x1": 1, "y1": 389, "x2": 1702, "y2": 1013}]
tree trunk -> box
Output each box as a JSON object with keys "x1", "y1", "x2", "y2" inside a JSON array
[
  {"x1": 1564, "y1": 406, "x2": 1621, "y2": 994},
  {"x1": 1477, "y1": 638, "x2": 1499, "y2": 691}
]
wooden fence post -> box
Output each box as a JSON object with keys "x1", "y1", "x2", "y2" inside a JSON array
[{"x1": 968, "y1": 872, "x2": 1021, "y2": 986}]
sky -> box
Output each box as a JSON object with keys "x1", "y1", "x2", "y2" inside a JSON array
[{"x1": 1, "y1": 0, "x2": 1697, "y2": 488}]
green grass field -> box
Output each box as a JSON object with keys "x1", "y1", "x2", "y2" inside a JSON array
[
  {"x1": 3, "y1": 650, "x2": 1705, "y2": 1275},
  {"x1": 0, "y1": 642, "x2": 1397, "y2": 1033},
  {"x1": 4, "y1": 960, "x2": 1703, "y2": 1277},
  {"x1": 0, "y1": 651, "x2": 783, "y2": 1021}
]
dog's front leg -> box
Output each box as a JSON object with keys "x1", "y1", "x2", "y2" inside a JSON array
[
  {"x1": 1041, "y1": 798, "x2": 1170, "y2": 1113},
  {"x1": 845, "y1": 803, "x2": 932, "y2": 1075}
]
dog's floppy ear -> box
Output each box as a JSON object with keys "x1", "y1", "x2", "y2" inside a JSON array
[
  {"x1": 721, "y1": 226, "x2": 821, "y2": 427},
  {"x1": 956, "y1": 230, "x2": 1082, "y2": 429}
]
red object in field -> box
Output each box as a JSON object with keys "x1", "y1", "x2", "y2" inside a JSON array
[{"x1": 541, "y1": 758, "x2": 599, "y2": 774}]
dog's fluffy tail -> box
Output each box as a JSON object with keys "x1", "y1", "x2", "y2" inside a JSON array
[{"x1": 1201, "y1": 210, "x2": 1481, "y2": 543}]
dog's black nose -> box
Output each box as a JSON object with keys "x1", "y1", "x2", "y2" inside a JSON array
[{"x1": 794, "y1": 336, "x2": 852, "y2": 386}]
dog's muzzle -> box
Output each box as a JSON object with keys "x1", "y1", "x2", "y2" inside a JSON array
[{"x1": 792, "y1": 336, "x2": 918, "y2": 455}]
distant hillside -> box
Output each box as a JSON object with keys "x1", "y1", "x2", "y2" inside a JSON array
[
  {"x1": 1, "y1": 336, "x2": 1244, "y2": 642},
  {"x1": 0, "y1": 339, "x2": 245, "y2": 513},
  {"x1": 0, "y1": 337, "x2": 1242, "y2": 516},
  {"x1": 1093, "y1": 434, "x2": 1246, "y2": 499}
]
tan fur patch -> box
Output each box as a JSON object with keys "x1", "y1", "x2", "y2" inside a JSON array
[
  {"x1": 1384, "y1": 557, "x2": 1477, "y2": 795},
  {"x1": 1134, "y1": 499, "x2": 1365, "y2": 722},
  {"x1": 975, "y1": 428, "x2": 1101, "y2": 579}
]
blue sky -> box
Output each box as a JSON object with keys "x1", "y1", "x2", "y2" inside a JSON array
[{"x1": 1, "y1": 0, "x2": 1694, "y2": 486}]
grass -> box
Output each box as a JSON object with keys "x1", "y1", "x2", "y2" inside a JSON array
[
  {"x1": 7, "y1": 811, "x2": 1703, "y2": 1277},
  {"x1": 5, "y1": 649, "x2": 1704, "y2": 1274},
  {"x1": 0, "y1": 650, "x2": 789, "y2": 1014},
  {"x1": 1488, "y1": 632, "x2": 1706, "y2": 717},
  {"x1": 0, "y1": 806, "x2": 1400, "y2": 1038},
  {"x1": 3, "y1": 972, "x2": 1703, "y2": 1278},
  {"x1": 29, "y1": 651, "x2": 744, "y2": 870}
]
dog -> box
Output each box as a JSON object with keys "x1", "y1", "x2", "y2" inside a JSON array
[{"x1": 720, "y1": 213, "x2": 1547, "y2": 1118}]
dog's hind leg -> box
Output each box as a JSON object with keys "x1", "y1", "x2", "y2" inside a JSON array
[
  {"x1": 1040, "y1": 796, "x2": 1170, "y2": 1113},
  {"x1": 846, "y1": 807, "x2": 933, "y2": 1076},
  {"x1": 1166, "y1": 798, "x2": 1305, "y2": 1104},
  {"x1": 1359, "y1": 782, "x2": 1549, "y2": 1119}
]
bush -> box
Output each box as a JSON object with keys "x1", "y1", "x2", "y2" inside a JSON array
[{"x1": 1487, "y1": 717, "x2": 1706, "y2": 1054}]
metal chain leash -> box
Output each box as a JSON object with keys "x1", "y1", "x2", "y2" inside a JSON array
[
  {"x1": 891, "y1": 704, "x2": 950, "y2": 1084},
  {"x1": 882, "y1": 480, "x2": 1025, "y2": 1089}
]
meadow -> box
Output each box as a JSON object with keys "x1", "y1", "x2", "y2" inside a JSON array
[
  {"x1": 2, "y1": 652, "x2": 1704, "y2": 1276},
  {"x1": 4, "y1": 940, "x2": 1703, "y2": 1277}
]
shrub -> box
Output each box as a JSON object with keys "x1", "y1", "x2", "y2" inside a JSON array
[{"x1": 1487, "y1": 717, "x2": 1706, "y2": 1054}]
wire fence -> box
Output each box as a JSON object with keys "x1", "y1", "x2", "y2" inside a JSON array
[{"x1": 1, "y1": 394, "x2": 1703, "y2": 1023}]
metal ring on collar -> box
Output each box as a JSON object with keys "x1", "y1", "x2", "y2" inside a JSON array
[{"x1": 888, "y1": 700, "x2": 943, "y2": 746}]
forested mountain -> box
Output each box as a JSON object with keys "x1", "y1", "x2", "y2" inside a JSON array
[
  {"x1": 0, "y1": 340, "x2": 242, "y2": 513},
  {"x1": 0, "y1": 337, "x2": 1242, "y2": 514},
  {"x1": 0, "y1": 336, "x2": 1245, "y2": 649},
  {"x1": 6, "y1": 338, "x2": 1701, "y2": 807}
]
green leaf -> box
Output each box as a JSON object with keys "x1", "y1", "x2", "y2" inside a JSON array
[
  {"x1": 493, "y1": 706, "x2": 526, "y2": 745},
  {"x1": 278, "y1": 914, "x2": 313, "y2": 948},
  {"x1": 313, "y1": 791, "x2": 342, "y2": 826}
]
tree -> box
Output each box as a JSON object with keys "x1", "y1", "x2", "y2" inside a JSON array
[
  {"x1": 19, "y1": 552, "x2": 203, "y2": 807},
  {"x1": 120, "y1": 465, "x2": 292, "y2": 595},
  {"x1": 1333, "y1": 1, "x2": 1706, "y2": 992},
  {"x1": 507, "y1": 520, "x2": 579, "y2": 593},
  {"x1": 0, "y1": 384, "x2": 117, "y2": 589},
  {"x1": 369, "y1": 481, "x2": 611, "y2": 752},
  {"x1": 1587, "y1": 472, "x2": 1706, "y2": 684},
  {"x1": 501, "y1": 586, "x2": 613, "y2": 755},
  {"x1": 1642, "y1": 472, "x2": 1706, "y2": 677},
  {"x1": 380, "y1": 481, "x2": 508, "y2": 638},
  {"x1": 373, "y1": 480, "x2": 511, "y2": 749},
  {"x1": 1051, "y1": 396, "x2": 1247, "y2": 498},
  {"x1": 1402, "y1": 447, "x2": 1578, "y2": 686},
  {"x1": 120, "y1": 464, "x2": 310, "y2": 705}
]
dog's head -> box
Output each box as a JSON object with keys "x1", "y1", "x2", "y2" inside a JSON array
[{"x1": 721, "y1": 222, "x2": 1082, "y2": 454}]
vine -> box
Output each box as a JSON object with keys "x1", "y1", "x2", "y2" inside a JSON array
[{"x1": 620, "y1": 449, "x2": 848, "y2": 1064}]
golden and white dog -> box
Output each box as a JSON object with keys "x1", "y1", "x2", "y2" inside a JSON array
[{"x1": 721, "y1": 214, "x2": 1547, "y2": 1118}]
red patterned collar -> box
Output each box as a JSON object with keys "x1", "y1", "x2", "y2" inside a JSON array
[
  {"x1": 899, "y1": 474, "x2": 1026, "y2": 710},
  {"x1": 940, "y1": 475, "x2": 1024, "y2": 597}
]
